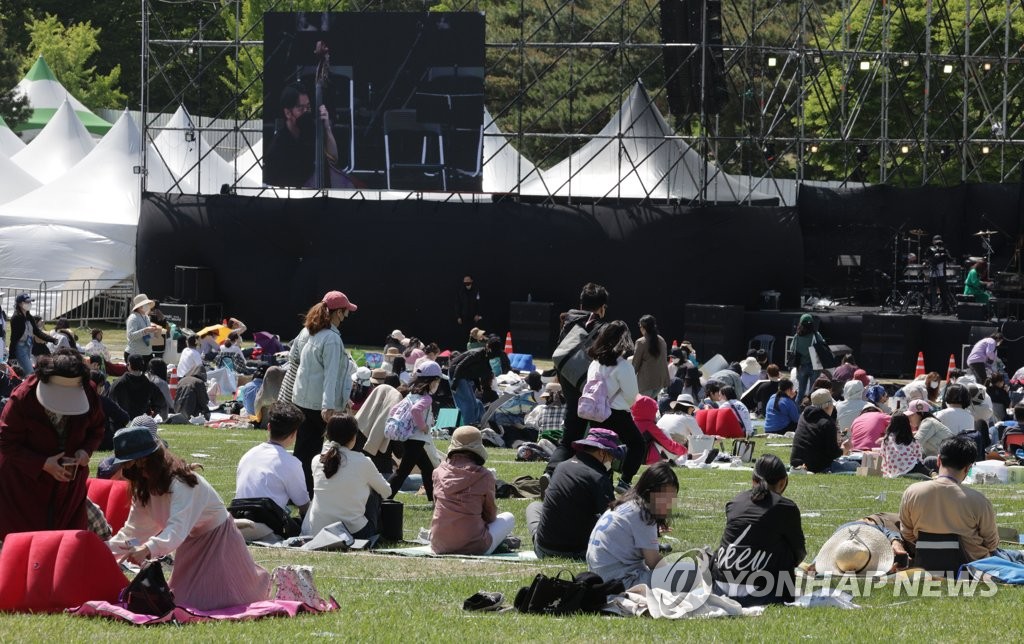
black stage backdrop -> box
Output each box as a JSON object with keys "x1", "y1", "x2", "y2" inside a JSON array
[
  {"x1": 137, "y1": 195, "x2": 802, "y2": 349},
  {"x1": 800, "y1": 183, "x2": 1024, "y2": 300}
]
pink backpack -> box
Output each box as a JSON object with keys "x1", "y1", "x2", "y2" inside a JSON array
[{"x1": 578, "y1": 371, "x2": 612, "y2": 422}]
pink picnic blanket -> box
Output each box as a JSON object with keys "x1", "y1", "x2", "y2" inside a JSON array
[{"x1": 67, "y1": 597, "x2": 338, "y2": 625}]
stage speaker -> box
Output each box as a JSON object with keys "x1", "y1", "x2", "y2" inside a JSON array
[
  {"x1": 173, "y1": 266, "x2": 216, "y2": 304},
  {"x1": 509, "y1": 301, "x2": 554, "y2": 357},
  {"x1": 860, "y1": 314, "x2": 922, "y2": 378},
  {"x1": 684, "y1": 304, "x2": 744, "y2": 360},
  {"x1": 660, "y1": 0, "x2": 728, "y2": 116},
  {"x1": 160, "y1": 302, "x2": 223, "y2": 330}
]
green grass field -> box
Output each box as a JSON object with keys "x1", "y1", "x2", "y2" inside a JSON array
[
  {"x1": 1, "y1": 426, "x2": 1023, "y2": 641},
  {"x1": 5, "y1": 322, "x2": 1024, "y2": 640}
]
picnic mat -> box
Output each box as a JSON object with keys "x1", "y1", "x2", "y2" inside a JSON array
[
  {"x1": 67, "y1": 598, "x2": 338, "y2": 625},
  {"x1": 376, "y1": 544, "x2": 538, "y2": 562}
]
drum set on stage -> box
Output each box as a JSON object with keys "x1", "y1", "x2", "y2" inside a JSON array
[{"x1": 883, "y1": 228, "x2": 995, "y2": 315}]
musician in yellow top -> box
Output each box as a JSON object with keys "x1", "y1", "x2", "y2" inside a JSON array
[{"x1": 963, "y1": 259, "x2": 993, "y2": 304}]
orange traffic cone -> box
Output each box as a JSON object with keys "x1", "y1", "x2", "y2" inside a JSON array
[
  {"x1": 504, "y1": 331, "x2": 514, "y2": 355},
  {"x1": 671, "y1": 339, "x2": 678, "y2": 352},
  {"x1": 946, "y1": 353, "x2": 957, "y2": 383},
  {"x1": 914, "y1": 352, "x2": 925, "y2": 379}
]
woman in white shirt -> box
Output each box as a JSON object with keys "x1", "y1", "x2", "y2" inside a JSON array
[
  {"x1": 585, "y1": 320, "x2": 644, "y2": 490},
  {"x1": 305, "y1": 414, "x2": 391, "y2": 538},
  {"x1": 107, "y1": 427, "x2": 271, "y2": 610},
  {"x1": 176, "y1": 334, "x2": 203, "y2": 377}
]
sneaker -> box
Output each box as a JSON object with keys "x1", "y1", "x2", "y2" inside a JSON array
[
  {"x1": 501, "y1": 536, "x2": 522, "y2": 551},
  {"x1": 463, "y1": 591, "x2": 504, "y2": 611},
  {"x1": 539, "y1": 472, "x2": 551, "y2": 500}
]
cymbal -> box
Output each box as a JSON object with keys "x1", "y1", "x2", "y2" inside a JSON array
[
  {"x1": 907, "y1": 229, "x2": 926, "y2": 236},
  {"x1": 975, "y1": 229, "x2": 998, "y2": 236}
]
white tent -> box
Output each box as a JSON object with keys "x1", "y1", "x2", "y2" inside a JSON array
[
  {"x1": 233, "y1": 134, "x2": 263, "y2": 186},
  {"x1": 0, "y1": 116, "x2": 25, "y2": 157},
  {"x1": 0, "y1": 153, "x2": 42, "y2": 205},
  {"x1": 149, "y1": 106, "x2": 261, "y2": 193},
  {"x1": 13, "y1": 56, "x2": 113, "y2": 137},
  {"x1": 482, "y1": 108, "x2": 541, "y2": 194},
  {"x1": 519, "y1": 84, "x2": 774, "y2": 203},
  {"x1": 0, "y1": 111, "x2": 143, "y2": 288},
  {"x1": 11, "y1": 100, "x2": 95, "y2": 184}
]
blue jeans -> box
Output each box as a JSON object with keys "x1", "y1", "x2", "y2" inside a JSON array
[
  {"x1": 994, "y1": 548, "x2": 1024, "y2": 564},
  {"x1": 827, "y1": 458, "x2": 860, "y2": 473},
  {"x1": 797, "y1": 363, "x2": 818, "y2": 402},
  {"x1": 452, "y1": 378, "x2": 483, "y2": 426},
  {"x1": 12, "y1": 339, "x2": 32, "y2": 375}
]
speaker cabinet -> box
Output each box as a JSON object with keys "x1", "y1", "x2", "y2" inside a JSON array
[
  {"x1": 509, "y1": 301, "x2": 554, "y2": 357},
  {"x1": 684, "y1": 304, "x2": 744, "y2": 360},
  {"x1": 173, "y1": 266, "x2": 216, "y2": 304},
  {"x1": 860, "y1": 314, "x2": 921, "y2": 378}
]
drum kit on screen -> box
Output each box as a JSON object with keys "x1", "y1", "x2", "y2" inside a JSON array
[{"x1": 883, "y1": 228, "x2": 998, "y2": 315}]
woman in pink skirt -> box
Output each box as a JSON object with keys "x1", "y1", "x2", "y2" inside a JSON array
[{"x1": 107, "y1": 426, "x2": 271, "y2": 610}]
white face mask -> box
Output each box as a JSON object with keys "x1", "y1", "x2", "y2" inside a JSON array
[{"x1": 929, "y1": 381, "x2": 938, "y2": 389}]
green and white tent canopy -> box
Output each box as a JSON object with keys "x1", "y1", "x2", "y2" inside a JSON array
[{"x1": 13, "y1": 56, "x2": 113, "y2": 136}]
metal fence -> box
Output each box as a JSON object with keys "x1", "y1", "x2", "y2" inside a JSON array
[{"x1": 0, "y1": 278, "x2": 137, "y2": 326}]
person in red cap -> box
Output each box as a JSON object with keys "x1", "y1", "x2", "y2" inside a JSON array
[{"x1": 291, "y1": 290, "x2": 358, "y2": 497}]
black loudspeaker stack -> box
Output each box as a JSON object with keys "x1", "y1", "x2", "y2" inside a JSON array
[
  {"x1": 509, "y1": 301, "x2": 554, "y2": 357},
  {"x1": 660, "y1": 0, "x2": 728, "y2": 116},
  {"x1": 684, "y1": 304, "x2": 744, "y2": 361},
  {"x1": 860, "y1": 314, "x2": 921, "y2": 378},
  {"x1": 173, "y1": 266, "x2": 217, "y2": 304}
]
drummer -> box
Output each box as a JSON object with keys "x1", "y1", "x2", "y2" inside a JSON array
[
  {"x1": 964, "y1": 259, "x2": 993, "y2": 304},
  {"x1": 927, "y1": 235, "x2": 953, "y2": 312}
]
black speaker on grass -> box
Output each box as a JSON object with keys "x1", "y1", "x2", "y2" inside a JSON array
[
  {"x1": 860, "y1": 314, "x2": 921, "y2": 378},
  {"x1": 684, "y1": 304, "x2": 744, "y2": 360}
]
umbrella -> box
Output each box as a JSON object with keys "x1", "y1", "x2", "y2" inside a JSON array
[
  {"x1": 197, "y1": 324, "x2": 229, "y2": 343},
  {"x1": 253, "y1": 331, "x2": 285, "y2": 355}
]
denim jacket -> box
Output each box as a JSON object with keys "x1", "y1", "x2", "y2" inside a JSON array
[{"x1": 292, "y1": 325, "x2": 352, "y2": 412}]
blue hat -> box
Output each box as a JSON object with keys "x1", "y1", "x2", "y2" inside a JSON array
[
  {"x1": 111, "y1": 426, "x2": 161, "y2": 464},
  {"x1": 865, "y1": 385, "x2": 887, "y2": 404}
]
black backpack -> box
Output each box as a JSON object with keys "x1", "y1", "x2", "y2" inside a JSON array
[
  {"x1": 228, "y1": 497, "x2": 297, "y2": 537},
  {"x1": 514, "y1": 571, "x2": 623, "y2": 615}
]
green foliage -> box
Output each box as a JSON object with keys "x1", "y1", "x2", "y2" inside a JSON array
[
  {"x1": 23, "y1": 14, "x2": 127, "y2": 109},
  {"x1": 0, "y1": 21, "x2": 30, "y2": 128}
]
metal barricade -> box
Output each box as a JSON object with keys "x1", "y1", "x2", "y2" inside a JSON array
[{"x1": 0, "y1": 277, "x2": 137, "y2": 326}]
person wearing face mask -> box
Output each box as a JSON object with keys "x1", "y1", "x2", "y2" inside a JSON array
[
  {"x1": 8, "y1": 293, "x2": 58, "y2": 376},
  {"x1": 525, "y1": 427, "x2": 622, "y2": 559},
  {"x1": 124, "y1": 293, "x2": 165, "y2": 370},
  {"x1": 456, "y1": 275, "x2": 482, "y2": 345},
  {"x1": 264, "y1": 83, "x2": 350, "y2": 189},
  {"x1": 924, "y1": 371, "x2": 943, "y2": 405},
  {"x1": 386, "y1": 360, "x2": 444, "y2": 502},
  {"x1": 291, "y1": 290, "x2": 359, "y2": 497}
]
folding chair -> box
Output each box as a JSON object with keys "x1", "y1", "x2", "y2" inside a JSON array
[
  {"x1": 914, "y1": 531, "x2": 968, "y2": 578},
  {"x1": 383, "y1": 109, "x2": 446, "y2": 190},
  {"x1": 747, "y1": 334, "x2": 776, "y2": 363},
  {"x1": 433, "y1": 408, "x2": 460, "y2": 432}
]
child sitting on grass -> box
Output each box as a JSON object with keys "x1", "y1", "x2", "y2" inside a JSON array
[
  {"x1": 586, "y1": 461, "x2": 678, "y2": 587},
  {"x1": 430, "y1": 426, "x2": 516, "y2": 555}
]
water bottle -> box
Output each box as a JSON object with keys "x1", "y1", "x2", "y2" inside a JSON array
[{"x1": 1016, "y1": 448, "x2": 1024, "y2": 461}]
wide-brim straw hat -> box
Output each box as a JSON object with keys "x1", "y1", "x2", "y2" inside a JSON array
[
  {"x1": 816, "y1": 523, "x2": 894, "y2": 577},
  {"x1": 448, "y1": 425, "x2": 488, "y2": 463}
]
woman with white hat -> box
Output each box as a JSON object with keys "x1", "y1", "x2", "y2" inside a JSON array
[
  {"x1": 0, "y1": 349, "x2": 105, "y2": 540},
  {"x1": 124, "y1": 293, "x2": 164, "y2": 368},
  {"x1": 106, "y1": 426, "x2": 272, "y2": 610},
  {"x1": 291, "y1": 290, "x2": 359, "y2": 497},
  {"x1": 429, "y1": 425, "x2": 516, "y2": 555}
]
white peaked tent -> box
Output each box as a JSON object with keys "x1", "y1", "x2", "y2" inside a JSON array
[
  {"x1": 482, "y1": 108, "x2": 540, "y2": 193},
  {"x1": 0, "y1": 111, "x2": 142, "y2": 287},
  {"x1": 0, "y1": 153, "x2": 42, "y2": 205},
  {"x1": 0, "y1": 116, "x2": 26, "y2": 157},
  {"x1": 519, "y1": 84, "x2": 774, "y2": 202},
  {"x1": 11, "y1": 100, "x2": 95, "y2": 184},
  {"x1": 14, "y1": 56, "x2": 113, "y2": 137},
  {"x1": 148, "y1": 106, "x2": 261, "y2": 193},
  {"x1": 234, "y1": 135, "x2": 263, "y2": 185}
]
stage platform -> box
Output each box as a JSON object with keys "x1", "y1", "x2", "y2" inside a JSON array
[{"x1": 683, "y1": 304, "x2": 1020, "y2": 379}]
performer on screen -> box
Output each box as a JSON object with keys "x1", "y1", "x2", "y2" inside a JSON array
[
  {"x1": 264, "y1": 84, "x2": 353, "y2": 189},
  {"x1": 963, "y1": 259, "x2": 993, "y2": 304}
]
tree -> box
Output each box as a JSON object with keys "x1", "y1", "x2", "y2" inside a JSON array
[
  {"x1": 23, "y1": 13, "x2": 127, "y2": 109},
  {"x1": 0, "y1": 21, "x2": 30, "y2": 129}
]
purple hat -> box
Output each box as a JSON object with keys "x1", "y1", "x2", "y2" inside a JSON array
[
  {"x1": 573, "y1": 427, "x2": 626, "y2": 461},
  {"x1": 865, "y1": 385, "x2": 887, "y2": 404},
  {"x1": 413, "y1": 360, "x2": 442, "y2": 378}
]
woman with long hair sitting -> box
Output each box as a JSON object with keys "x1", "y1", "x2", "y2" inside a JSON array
[
  {"x1": 586, "y1": 461, "x2": 678, "y2": 588},
  {"x1": 305, "y1": 414, "x2": 391, "y2": 539},
  {"x1": 107, "y1": 427, "x2": 271, "y2": 610}
]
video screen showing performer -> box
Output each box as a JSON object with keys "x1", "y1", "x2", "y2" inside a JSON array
[{"x1": 263, "y1": 12, "x2": 485, "y2": 192}]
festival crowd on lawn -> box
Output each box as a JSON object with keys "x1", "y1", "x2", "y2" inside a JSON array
[{"x1": 1, "y1": 280, "x2": 1023, "y2": 611}]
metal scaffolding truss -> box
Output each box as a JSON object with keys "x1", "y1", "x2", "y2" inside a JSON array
[{"x1": 141, "y1": 0, "x2": 1024, "y2": 204}]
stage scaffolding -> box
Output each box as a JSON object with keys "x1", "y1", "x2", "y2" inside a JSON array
[{"x1": 141, "y1": 0, "x2": 1024, "y2": 204}]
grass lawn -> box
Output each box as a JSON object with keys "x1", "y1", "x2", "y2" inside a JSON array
[{"x1": 1, "y1": 425, "x2": 1022, "y2": 641}]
